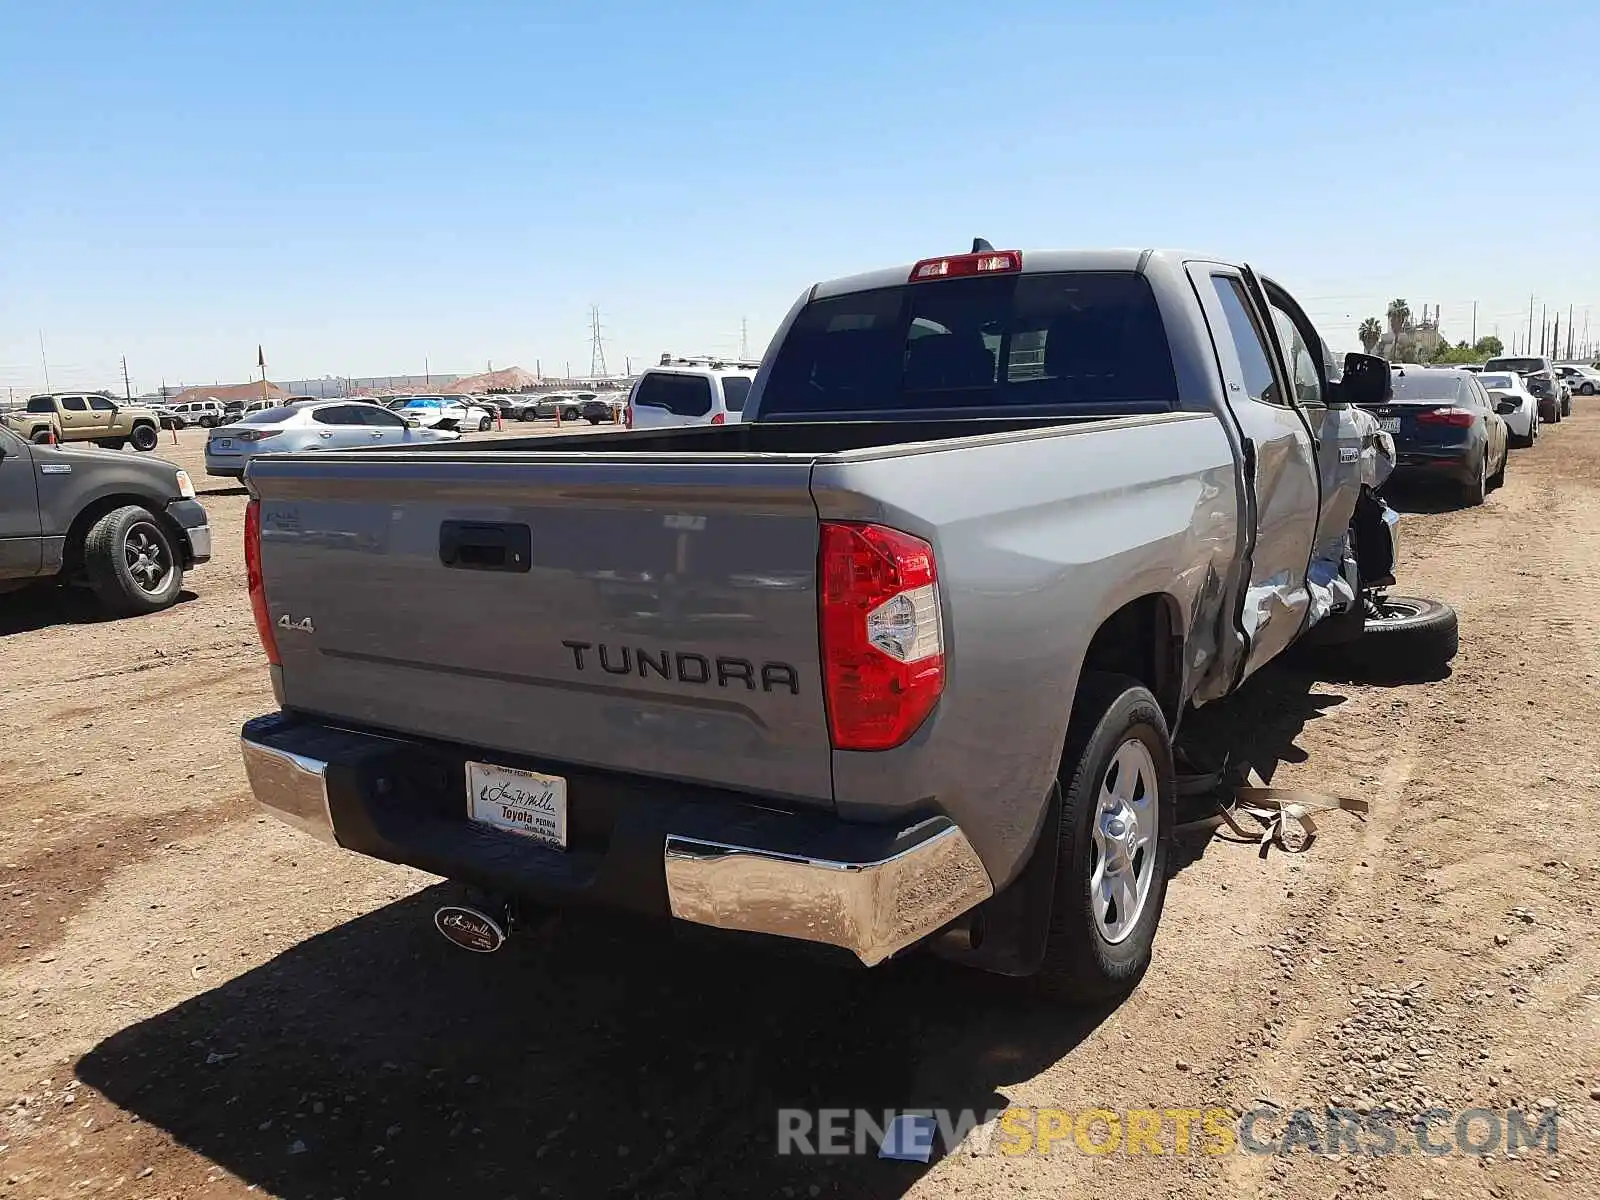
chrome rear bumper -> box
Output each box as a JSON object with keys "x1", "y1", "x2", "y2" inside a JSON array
[
  {"x1": 241, "y1": 735, "x2": 339, "y2": 847},
  {"x1": 664, "y1": 826, "x2": 994, "y2": 967},
  {"x1": 241, "y1": 721, "x2": 994, "y2": 966}
]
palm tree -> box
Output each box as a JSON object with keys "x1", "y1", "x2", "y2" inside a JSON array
[
  {"x1": 1358, "y1": 317, "x2": 1383, "y2": 354},
  {"x1": 1385, "y1": 299, "x2": 1412, "y2": 361}
]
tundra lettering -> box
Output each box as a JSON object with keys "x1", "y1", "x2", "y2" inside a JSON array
[{"x1": 561, "y1": 639, "x2": 799, "y2": 695}]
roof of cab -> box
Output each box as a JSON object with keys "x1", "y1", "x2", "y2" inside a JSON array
[{"x1": 809, "y1": 248, "x2": 1192, "y2": 301}]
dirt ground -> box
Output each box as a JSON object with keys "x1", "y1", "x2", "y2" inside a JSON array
[{"x1": 2, "y1": 412, "x2": 1598, "y2": 1200}]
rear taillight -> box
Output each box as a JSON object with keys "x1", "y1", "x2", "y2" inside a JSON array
[
  {"x1": 818, "y1": 522, "x2": 944, "y2": 751},
  {"x1": 909, "y1": 250, "x2": 1022, "y2": 281},
  {"x1": 1416, "y1": 407, "x2": 1475, "y2": 427},
  {"x1": 231, "y1": 429, "x2": 280, "y2": 443},
  {"x1": 244, "y1": 500, "x2": 280, "y2": 666},
  {"x1": 710, "y1": 411, "x2": 725, "y2": 425}
]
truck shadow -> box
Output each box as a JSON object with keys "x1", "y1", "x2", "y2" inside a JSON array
[
  {"x1": 0, "y1": 586, "x2": 198, "y2": 636},
  {"x1": 77, "y1": 893, "x2": 1109, "y2": 1199},
  {"x1": 1169, "y1": 650, "x2": 1448, "y2": 876}
]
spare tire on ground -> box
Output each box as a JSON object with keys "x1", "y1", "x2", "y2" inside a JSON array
[{"x1": 1307, "y1": 593, "x2": 1459, "y2": 681}]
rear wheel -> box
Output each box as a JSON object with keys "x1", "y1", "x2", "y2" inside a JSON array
[
  {"x1": 1581, "y1": 382, "x2": 1596, "y2": 396},
  {"x1": 518, "y1": 408, "x2": 535, "y2": 422},
  {"x1": 83, "y1": 505, "x2": 183, "y2": 617},
  {"x1": 199, "y1": 414, "x2": 218, "y2": 428},
  {"x1": 129, "y1": 423, "x2": 159, "y2": 451},
  {"x1": 1034, "y1": 673, "x2": 1173, "y2": 1004},
  {"x1": 1460, "y1": 451, "x2": 1487, "y2": 506},
  {"x1": 477, "y1": 415, "x2": 492, "y2": 432},
  {"x1": 562, "y1": 407, "x2": 579, "y2": 421},
  {"x1": 1487, "y1": 445, "x2": 1506, "y2": 489}
]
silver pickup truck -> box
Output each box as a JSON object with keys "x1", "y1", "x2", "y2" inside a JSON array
[{"x1": 238, "y1": 247, "x2": 1453, "y2": 1001}]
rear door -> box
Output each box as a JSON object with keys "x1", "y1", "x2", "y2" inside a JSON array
[
  {"x1": 358, "y1": 405, "x2": 411, "y2": 445},
  {"x1": 87, "y1": 395, "x2": 118, "y2": 436},
  {"x1": 1188, "y1": 264, "x2": 1319, "y2": 681},
  {"x1": 253, "y1": 452, "x2": 834, "y2": 803},
  {"x1": 57, "y1": 395, "x2": 90, "y2": 437},
  {"x1": 308, "y1": 405, "x2": 370, "y2": 447}
]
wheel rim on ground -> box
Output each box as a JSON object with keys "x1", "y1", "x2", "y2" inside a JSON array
[
  {"x1": 1370, "y1": 596, "x2": 1429, "y2": 624},
  {"x1": 1089, "y1": 737, "x2": 1159, "y2": 945},
  {"x1": 124, "y1": 522, "x2": 169, "y2": 593}
]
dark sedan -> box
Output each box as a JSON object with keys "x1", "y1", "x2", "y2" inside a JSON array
[{"x1": 1361, "y1": 366, "x2": 1509, "y2": 506}]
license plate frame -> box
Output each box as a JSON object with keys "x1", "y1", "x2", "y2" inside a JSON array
[
  {"x1": 465, "y1": 760, "x2": 568, "y2": 849},
  {"x1": 1378, "y1": 417, "x2": 1401, "y2": 433},
  {"x1": 214, "y1": 438, "x2": 233, "y2": 449}
]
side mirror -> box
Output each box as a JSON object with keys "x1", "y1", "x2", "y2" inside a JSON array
[{"x1": 1338, "y1": 353, "x2": 1392, "y2": 408}]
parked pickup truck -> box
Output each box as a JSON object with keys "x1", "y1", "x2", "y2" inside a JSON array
[
  {"x1": 2, "y1": 392, "x2": 164, "y2": 451},
  {"x1": 238, "y1": 246, "x2": 1454, "y2": 1001},
  {"x1": 0, "y1": 421, "x2": 212, "y2": 615}
]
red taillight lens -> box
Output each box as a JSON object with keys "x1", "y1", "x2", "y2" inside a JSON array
[
  {"x1": 710, "y1": 411, "x2": 726, "y2": 425},
  {"x1": 909, "y1": 251, "x2": 1021, "y2": 281},
  {"x1": 244, "y1": 500, "x2": 280, "y2": 666},
  {"x1": 1416, "y1": 407, "x2": 1475, "y2": 427},
  {"x1": 818, "y1": 522, "x2": 944, "y2": 751}
]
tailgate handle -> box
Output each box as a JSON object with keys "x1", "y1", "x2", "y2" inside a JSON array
[{"x1": 439, "y1": 521, "x2": 531, "y2": 573}]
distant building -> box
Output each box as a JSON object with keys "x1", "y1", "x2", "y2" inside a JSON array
[{"x1": 165, "y1": 381, "x2": 291, "y2": 407}]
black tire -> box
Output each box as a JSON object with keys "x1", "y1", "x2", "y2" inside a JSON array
[
  {"x1": 586, "y1": 416, "x2": 601, "y2": 425},
  {"x1": 31, "y1": 429, "x2": 54, "y2": 445},
  {"x1": 129, "y1": 423, "x2": 159, "y2": 451},
  {"x1": 1353, "y1": 594, "x2": 1458, "y2": 674},
  {"x1": 1562, "y1": 396, "x2": 1572, "y2": 416},
  {"x1": 518, "y1": 408, "x2": 535, "y2": 422},
  {"x1": 1034, "y1": 672, "x2": 1174, "y2": 1004},
  {"x1": 477, "y1": 416, "x2": 492, "y2": 432},
  {"x1": 1460, "y1": 451, "x2": 1487, "y2": 506},
  {"x1": 83, "y1": 505, "x2": 183, "y2": 617},
  {"x1": 95, "y1": 439, "x2": 125, "y2": 450},
  {"x1": 1487, "y1": 446, "x2": 1506, "y2": 490},
  {"x1": 562, "y1": 407, "x2": 579, "y2": 421},
  {"x1": 199, "y1": 414, "x2": 218, "y2": 428},
  {"x1": 1581, "y1": 383, "x2": 1596, "y2": 396}
]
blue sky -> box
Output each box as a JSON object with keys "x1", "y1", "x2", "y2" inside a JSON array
[{"x1": 3, "y1": 0, "x2": 1597, "y2": 395}]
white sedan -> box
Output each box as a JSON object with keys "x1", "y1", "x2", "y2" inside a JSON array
[
  {"x1": 395, "y1": 395, "x2": 494, "y2": 432},
  {"x1": 1479, "y1": 372, "x2": 1539, "y2": 447}
]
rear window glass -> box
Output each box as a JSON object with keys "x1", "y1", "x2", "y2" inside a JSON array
[
  {"x1": 26, "y1": 397, "x2": 54, "y2": 413},
  {"x1": 1391, "y1": 372, "x2": 1465, "y2": 401},
  {"x1": 1479, "y1": 374, "x2": 1515, "y2": 389},
  {"x1": 1483, "y1": 358, "x2": 1545, "y2": 374},
  {"x1": 241, "y1": 407, "x2": 298, "y2": 424},
  {"x1": 721, "y1": 376, "x2": 752, "y2": 413},
  {"x1": 634, "y1": 373, "x2": 713, "y2": 417},
  {"x1": 761, "y1": 271, "x2": 1178, "y2": 417}
]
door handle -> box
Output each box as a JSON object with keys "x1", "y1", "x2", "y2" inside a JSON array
[
  {"x1": 319, "y1": 431, "x2": 334, "y2": 438},
  {"x1": 371, "y1": 431, "x2": 385, "y2": 438}
]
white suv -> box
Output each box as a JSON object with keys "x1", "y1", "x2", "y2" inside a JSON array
[
  {"x1": 626, "y1": 356, "x2": 759, "y2": 430},
  {"x1": 167, "y1": 400, "x2": 227, "y2": 428}
]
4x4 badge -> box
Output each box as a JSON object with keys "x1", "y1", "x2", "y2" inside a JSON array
[{"x1": 277, "y1": 614, "x2": 315, "y2": 634}]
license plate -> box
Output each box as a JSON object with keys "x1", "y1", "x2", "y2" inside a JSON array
[
  {"x1": 465, "y1": 760, "x2": 567, "y2": 849},
  {"x1": 213, "y1": 438, "x2": 232, "y2": 449},
  {"x1": 1378, "y1": 418, "x2": 1401, "y2": 433}
]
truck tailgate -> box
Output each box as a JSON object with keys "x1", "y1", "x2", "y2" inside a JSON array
[{"x1": 250, "y1": 454, "x2": 833, "y2": 805}]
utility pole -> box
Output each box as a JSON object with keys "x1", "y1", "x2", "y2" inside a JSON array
[
  {"x1": 740, "y1": 316, "x2": 749, "y2": 360},
  {"x1": 121, "y1": 356, "x2": 132, "y2": 399},
  {"x1": 1567, "y1": 305, "x2": 1575, "y2": 360},
  {"x1": 1540, "y1": 304, "x2": 1548, "y2": 354},
  {"x1": 1471, "y1": 301, "x2": 1477, "y2": 345},
  {"x1": 425, "y1": 356, "x2": 430, "y2": 387},
  {"x1": 1528, "y1": 295, "x2": 1535, "y2": 354},
  {"x1": 1552, "y1": 311, "x2": 1560, "y2": 359},
  {"x1": 38, "y1": 330, "x2": 51, "y2": 393}
]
